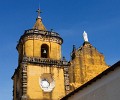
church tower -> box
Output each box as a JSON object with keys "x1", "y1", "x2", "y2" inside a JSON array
[{"x1": 12, "y1": 9, "x2": 70, "y2": 100}]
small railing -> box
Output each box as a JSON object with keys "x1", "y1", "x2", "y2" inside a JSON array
[{"x1": 24, "y1": 29, "x2": 61, "y2": 38}]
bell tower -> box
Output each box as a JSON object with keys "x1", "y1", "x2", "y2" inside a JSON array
[{"x1": 12, "y1": 9, "x2": 70, "y2": 100}]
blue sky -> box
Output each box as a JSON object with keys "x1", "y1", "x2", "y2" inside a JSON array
[{"x1": 0, "y1": 0, "x2": 120, "y2": 99}]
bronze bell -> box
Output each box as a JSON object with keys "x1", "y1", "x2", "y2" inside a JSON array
[{"x1": 43, "y1": 49, "x2": 47, "y2": 53}]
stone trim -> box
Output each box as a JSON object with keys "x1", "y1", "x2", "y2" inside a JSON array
[
  {"x1": 21, "y1": 64, "x2": 27, "y2": 97},
  {"x1": 64, "y1": 66, "x2": 70, "y2": 94},
  {"x1": 22, "y1": 56, "x2": 69, "y2": 67},
  {"x1": 17, "y1": 29, "x2": 63, "y2": 50},
  {"x1": 22, "y1": 33, "x2": 62, "y2": 44}
]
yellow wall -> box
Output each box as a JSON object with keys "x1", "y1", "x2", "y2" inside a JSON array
[
  {"x1": 27, "y1": 64, "x2": 65, "y2": 100},
  {"x1": 23, "y1": 37, "x2": 65, "y2": 99},
  {"x1": 69, "y1": 43, "x2": 109, "y2": 90},
  {"x1": 25, "y1": 40, "x2": 61, "y2": 60}
]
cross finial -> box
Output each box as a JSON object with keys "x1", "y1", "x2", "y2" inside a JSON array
[{"x1": 36, "y1": 8, "x2": 42, "y2": 19}]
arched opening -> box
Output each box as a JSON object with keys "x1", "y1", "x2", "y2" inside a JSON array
[{"x1": 41, "y1": 44, "x2": 49, "y2": 58}]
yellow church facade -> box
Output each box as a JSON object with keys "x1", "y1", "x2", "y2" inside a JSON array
[
  {"x1": 12, "y1": 9, "x2": 108, "y2": 100},
  {"x1": 69, "y1": 40, "x2": 108, "y2": 91}
]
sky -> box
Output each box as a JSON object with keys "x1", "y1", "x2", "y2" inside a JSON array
[{"x1": 0, "y1": 0, "x2": 120, "y2": 99}]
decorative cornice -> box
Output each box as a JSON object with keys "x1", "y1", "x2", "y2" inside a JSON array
[
  {"x1": 16, "y1": 29, "x2": 63, "y2": 50},
  {"x1": 22, "y1": 56, "x2": 69, "y2": 67}
]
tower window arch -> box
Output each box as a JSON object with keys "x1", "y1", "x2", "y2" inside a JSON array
[{"x1": 41, "y1": 44, "x2": 49, "y2": 58}]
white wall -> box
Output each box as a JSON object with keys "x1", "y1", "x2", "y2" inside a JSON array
[{"x1": 68, "y1": 66, "x2": 120, "y2": 100}]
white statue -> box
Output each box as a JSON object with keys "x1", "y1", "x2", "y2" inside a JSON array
[{"x1": 83, "y1": 31, "x2": 89, "y2": 42}]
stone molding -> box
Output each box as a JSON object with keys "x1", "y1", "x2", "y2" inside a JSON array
[
  {"x1": 22, "y1": 56, "x2": 69, "y2": 67},
  {"x1": 21, "y1": 63, "x2": 27, "y2": 97},
  {"x1": 17, "y1": 29, "x2": 63, "y2": 49}
]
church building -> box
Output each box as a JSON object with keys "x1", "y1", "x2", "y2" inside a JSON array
[
  {"x1": 12, "y1": 9, "x2": 108, "y2": 100},
  {"x1": 61, "y1": 61, "x2": 120, "y2": 100}
]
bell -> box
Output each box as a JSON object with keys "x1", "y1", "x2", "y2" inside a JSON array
[{"x1": 43, "y1": 49, "x2": 47, "y2": 53}]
